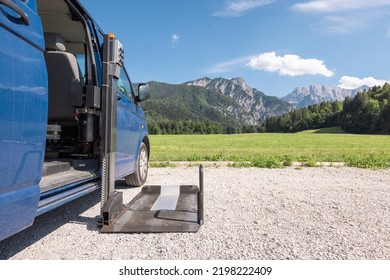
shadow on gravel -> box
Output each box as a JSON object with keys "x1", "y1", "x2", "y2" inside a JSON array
[
  {"x1": 0, "y1": 189, "x2": 101, "y2": 260},
  {"x1": 0, "y1": 179, "x2": 141, "y2": 260},
  {"x1": 114, "y1": 179, "x2": 141, "y2": 190}
]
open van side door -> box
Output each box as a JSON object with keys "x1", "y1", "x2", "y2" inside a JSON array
[{"x1": 0, "y1": 0, "x2": 47, "y2": 240}]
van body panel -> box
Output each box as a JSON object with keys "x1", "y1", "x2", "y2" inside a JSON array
[{"x1": 0, "y1": 0, "x2": 48, "y2": 240}]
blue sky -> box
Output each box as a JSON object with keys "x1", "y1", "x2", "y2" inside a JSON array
[{"x1": 82, "y1": 0, "x2": 390, "y2": 97}]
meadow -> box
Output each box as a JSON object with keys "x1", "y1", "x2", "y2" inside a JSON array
[{"x1": 149, "y1": 128, "x2": 390, "y2": 169}]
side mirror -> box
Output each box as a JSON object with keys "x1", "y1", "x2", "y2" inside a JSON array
[{"x1": 135, "y1": 83, "x2": 150, "y2": 102}]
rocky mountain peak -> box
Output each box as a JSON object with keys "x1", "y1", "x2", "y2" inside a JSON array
[
  {"x1": 229, "y1": 77, "x2": 251, "y2": 91},
  {"x1": 185, "y1": 77, "x2": 293, "y2": 125},
  {"x1": 187, "y1": 77, "x2": 212, "y2": 88},
  {"x1": 283, "y1": 85, "x2": 370, "y2": 108}
]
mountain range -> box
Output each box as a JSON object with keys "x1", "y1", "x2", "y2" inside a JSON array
[
  {"x1": 143, "y1": 77, "x2": 369, "y2": 126},
  {"x1": 283, "y1": 85, "x2": 370, "y2": 108},
  {"x1": 185, "y1": 77, "x2": 293, "y2": 124}
]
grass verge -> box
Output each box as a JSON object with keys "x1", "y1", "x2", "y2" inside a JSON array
[{"x1": 149, "y1": 129, "x2": 390, "y2": 169}]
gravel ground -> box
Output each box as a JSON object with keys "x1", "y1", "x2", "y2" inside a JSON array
[{"x1": 1, "y1": 166, "x2": 389, "y2": 260}]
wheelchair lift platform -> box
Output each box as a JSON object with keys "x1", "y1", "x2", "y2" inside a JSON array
[
  {"x1": 99, "y1": 35, "x2": 204, "y2": 234},
  {"x1": 101, "y1": 166, "x2": 204, "y2": 233}
]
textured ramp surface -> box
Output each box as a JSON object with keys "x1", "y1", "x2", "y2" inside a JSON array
[{"x1": 101, "y1": 185, "x2": 200, "y2": 233}]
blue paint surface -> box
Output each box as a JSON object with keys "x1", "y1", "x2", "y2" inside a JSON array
[{"x1": 0, "y1": 0, "x2": 47, "y2": 240}]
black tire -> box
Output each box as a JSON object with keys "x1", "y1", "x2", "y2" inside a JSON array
[{"x1": 125, "y1": 142, "x2": 148, "y2": 187}]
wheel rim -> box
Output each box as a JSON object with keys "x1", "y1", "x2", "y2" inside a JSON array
[{"x1": 139, "y1": 148, "x2": 148, "y2": 180}]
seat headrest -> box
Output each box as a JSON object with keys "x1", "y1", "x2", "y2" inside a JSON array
[{"x1": 44, "y1": 33, "x2": 66, "y2": 52}]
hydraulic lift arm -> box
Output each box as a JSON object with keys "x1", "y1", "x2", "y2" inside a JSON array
[
  {"x1": 100, "y1": 34, "x2": 123, "y2": 225},
  {"x1": 99, "y1": 34, "x2": 204, "y2": 233}
]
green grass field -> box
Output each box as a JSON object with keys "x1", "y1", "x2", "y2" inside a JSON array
[{"x1": 149, "y1": 128, "x2": 390, "y2": 169}]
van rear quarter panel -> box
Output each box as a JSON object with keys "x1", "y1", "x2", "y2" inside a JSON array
[{"x1": 0, "y1": 1, "x2": 47, "y2": 241}]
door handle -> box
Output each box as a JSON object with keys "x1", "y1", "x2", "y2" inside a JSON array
[{"x1": 0, "y1": 0, "x2": 30, "y2": 25}]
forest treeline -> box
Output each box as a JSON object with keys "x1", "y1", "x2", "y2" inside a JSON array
[
  {"x1": 147, "y1": 84, "x2": 390, "y2": 135},
  {"x1": 147, "y1": 119, "x2": 264, "y2": 135},
  {"x1": 265, "y1": 83, "x2": 390, "y2": 134}
]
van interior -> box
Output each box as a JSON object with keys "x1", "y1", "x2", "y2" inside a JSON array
[{"x1": 37, "y1": 0, "x2": 100, "y2": 193}]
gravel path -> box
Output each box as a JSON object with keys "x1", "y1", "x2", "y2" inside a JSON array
[{"x1": 1, "y1": 166, "x2": 389, "y2": 260}]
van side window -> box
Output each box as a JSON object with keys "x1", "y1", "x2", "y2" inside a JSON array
[
  {"x1": 117, "y1": 67, "x2": 134, "y2": 101},
  {"x1": 76, "y1": 54, "x2": 86, "y2": 82}
]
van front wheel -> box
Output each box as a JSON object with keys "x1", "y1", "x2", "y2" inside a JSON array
[{"x1": 125, "y1": 142, "x2": 148, "y2": 187}]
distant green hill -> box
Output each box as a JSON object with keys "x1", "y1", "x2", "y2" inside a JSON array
[{"x1": 143, "y1": 81, "x2": 243, "y2": 127}]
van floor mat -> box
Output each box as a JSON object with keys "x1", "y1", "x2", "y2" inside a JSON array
[{"x1": 101, "y1": 185, "x2": 201, "y2": 233}]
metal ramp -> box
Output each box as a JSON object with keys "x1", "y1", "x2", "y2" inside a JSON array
[{"x1": 100, "y1": 166, "x2": 204, "y2": 233}]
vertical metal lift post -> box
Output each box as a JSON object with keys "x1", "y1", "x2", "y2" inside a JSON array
[{"x1": 99, "y1": 35, "x2": 204, "y2": 233}]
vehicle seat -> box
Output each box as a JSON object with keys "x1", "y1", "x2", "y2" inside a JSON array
[{"x1": 44, "y1": 32, "x2": 83, "y2": 123}]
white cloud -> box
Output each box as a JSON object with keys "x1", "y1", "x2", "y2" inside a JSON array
[
  {"x1": 214, "y1": 0, "x2": 275, "y2": 17},
  {"x1": 318, "y1": 15, "x2": 368, "y2": 34},
  {"x1": 338, "y1": 76, "x2": 390, "y2": 89},
  {"x1": 293, "y1": 0, "x2": 390, "y2": 34},
  {"x1": 204, "y1": 56, "x2": 252, "y2": 74},
  {"x1": 246, "y1": 52, "x2": 334, "y2": 77},
  {"x1": 293, "y1": 0, "x2": 390, "y2": 13},
  {"x1": 171, "y1": 33, "x2": 180, "y2": 46}
]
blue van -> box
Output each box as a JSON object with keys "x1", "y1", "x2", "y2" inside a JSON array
[{"x1": 0, "y1": 0, "x2": 150, "y2": 241}]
